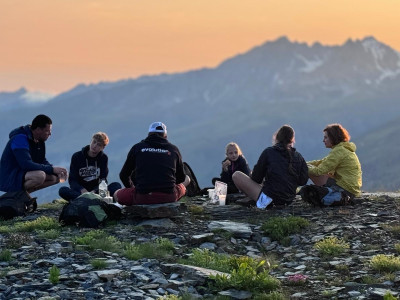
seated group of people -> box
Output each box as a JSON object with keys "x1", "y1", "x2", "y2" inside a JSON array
[
  {"x1": 0, "y1": 114, "x2": 362, "y2": 210},
  {"x1": 212, "y1": 124, "x2": 362, "y2": 208},
  {"x1": 0, "y1": 115, "x2": 191, "y2": 207}
]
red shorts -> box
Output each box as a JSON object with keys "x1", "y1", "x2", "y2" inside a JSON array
[{"x1": 115, "y1": 184, "x2": 186, "y2": 206}]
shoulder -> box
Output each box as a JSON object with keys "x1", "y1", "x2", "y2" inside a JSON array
[
  {"x1": 71, "y1": 150, "x2": 84, "y2": 159},
  {"x1": 10, "y1": 133, "x2": 29, "y2": 149}
]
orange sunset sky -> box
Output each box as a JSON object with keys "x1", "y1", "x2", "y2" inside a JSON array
[{"x1": 1, "y1": 0, "x2": 399, "y2": 94}]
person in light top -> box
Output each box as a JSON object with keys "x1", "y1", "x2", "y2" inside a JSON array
[{"x1": 307, "y1": 123, "x2": 362, "y2": 205}]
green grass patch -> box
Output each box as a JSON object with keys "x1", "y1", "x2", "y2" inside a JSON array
[
  {"x1": 395, "y1": 243, "x2": 400, "y2": 254},
  {"x1": 188, "y1": 204, "x2": 204, "y2": 215},
  {"x1": 0, "y1": 249, "x2": 12, "y2": 262},
  {"x1": 261, "y1": 216, "x2": 309, "y2": 243},
  {"x1": 211, "y1": 259, "x2": 280, "y2": 294},
  {"x1": 39, "y1": 199, "x2": 68, "y2": 210},
  {"x1": 49, "y1": 265, "x2": 60, "y2": 284},
  {"x1": 0, "y1": 216, "x2": 60, "y2": 233},
  {"x1": 361, "y1": 275, "x2": 380, "y2": 284},
  {"x1": 90, "y1": 258, "x2": 108, "y2": 269},
  {"x1": 370, "y1": 254, "x2": 400, "y2": 273},
  {"x1": 314, "y1": 236, "x2": 349, "y2": 257},
  {"x1": 74, "y1": 230, "x2": 121, "y2": 252},
  {"x1": 36, "y1": 229, "x2": 61, "y2": 239},
  {"x1": 124, "y1": 238, "x2": 175, "y2": 260},
  {"x1": 382, "y1": 223, "x2": 400, "y2": 235}
]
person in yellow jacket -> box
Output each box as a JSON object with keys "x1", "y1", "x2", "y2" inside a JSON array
[{"x1": 307, "y1": 123, "x2": 362, "y2": 205}]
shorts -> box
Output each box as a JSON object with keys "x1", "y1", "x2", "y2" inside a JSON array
[
  {"x1": 116, "y1": 184, "x2": 186, "y2": 206},
  {"x1": 256, "y1": 192, "x2": 273, "y2": 209}
]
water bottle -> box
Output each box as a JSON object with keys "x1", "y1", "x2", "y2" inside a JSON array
[{"x1": 99, "y1": 179, "x2": 108, "y2": 198}]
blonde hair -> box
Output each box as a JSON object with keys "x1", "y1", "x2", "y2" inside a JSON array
[
  {"x1": 225, "y1": 142, "x2": 243, "y2": 156},
  {"x1": 92, "y1": 132, "x2": 109, "y2": 147}
]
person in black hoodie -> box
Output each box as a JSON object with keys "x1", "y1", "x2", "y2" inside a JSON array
[
  {"x1": 114, "y1": 122, "x2": 190, "y2": 205},
  {"x1": 58, "y1": 132, "x2": 121, "y2": 201},
  {"x1": 212, "y1": 142, "x2": 250, "y2": 194},
  {"x1": 233, "y1": 125, "x2": 308, "y2": 208}
]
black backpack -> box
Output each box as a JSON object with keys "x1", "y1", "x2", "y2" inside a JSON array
[
  {"x1": 299, "y1": 185, "x2": 329, "y2": 207},
  {"x1": 183, "y1": 162, "x2": 202, "y2": 197},
  {"x1": 0, "y1": 191, "x2": 37, "y2": 220},
  {"x1": 59, "y1": 193, "x2": 121, "y2": 228}
]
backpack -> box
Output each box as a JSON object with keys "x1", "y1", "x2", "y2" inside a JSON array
[
  {"x1": 299, "y1": 185, "x2": 329, "y2": 207},
  {"x1": 0, "y1": 191, "x2": 37, "y2": 220},
  {"x1": 183, "y1": 162, "x2": 202, "y2": 197},
  {"x1": 59, "y1": 192, "x2": 121, "y2": 228}
]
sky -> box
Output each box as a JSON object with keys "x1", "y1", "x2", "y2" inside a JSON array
[{"x1": 1, "y1": 0, "x2": 400, "y2": 94}]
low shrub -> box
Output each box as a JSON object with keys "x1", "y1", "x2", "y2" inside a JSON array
[
  {"x1": 124, "y1": 238, "x2": 175, "y2": 260},
  {"x1": 314, "y1": 236, "x2": 349, "y2": 257},
  {"x1": 49, "y1": 265, "x2": 60, "y2": 284},
  {"x1": 370, "y1": 254, "x2": 400, "y2": 273},
  {"x1": 261, "y1": 216, "x2": 309, "y2": 243}
]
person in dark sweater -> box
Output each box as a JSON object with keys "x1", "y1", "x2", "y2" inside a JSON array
[
  {"x1": 212, "y1": 142, "x2": 250, "y2": 194},
  {"x1": 233, "y1": 125, "x2": 308, "y2": 208},
  {"x1": 58, "y1": 132, "x2": 121, "y2": 201},
  {"x1": 114, "y1": 122, "x2": 190, "y2": 205},
  {"x1": 0, "y1": 114, "x2": 68, "y2": 194}
]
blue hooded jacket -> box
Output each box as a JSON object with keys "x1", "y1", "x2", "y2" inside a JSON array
[{"x1": 0, "y1": 125, "x2": 53, "y2": 192}]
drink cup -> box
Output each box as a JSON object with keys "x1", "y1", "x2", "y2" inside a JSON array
[{"x1": 218, "y1": 195, "x2": 226, "y2": 205}]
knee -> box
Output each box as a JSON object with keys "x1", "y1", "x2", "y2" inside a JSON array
[
  {"x1": 113, "y1": 189, "x2": 121, "y2": 203},
  {"x1": 232, "y1": 171, "x2": 242, "y2": 183},
  {"x1": 183, "y1": 175, "x2": 191, "y2": 187},
  {"x1": 33, "y1": 171, "x2": 47, "y2": 185}
]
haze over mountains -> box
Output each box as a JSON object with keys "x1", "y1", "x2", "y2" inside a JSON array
[{"x1": 1, "y1": 36, "x2": 399, "y2": 202}]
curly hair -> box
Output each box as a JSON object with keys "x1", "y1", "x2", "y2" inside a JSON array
[{"x1": 323, "y1": 124, "x2": 350, "y2": 146}]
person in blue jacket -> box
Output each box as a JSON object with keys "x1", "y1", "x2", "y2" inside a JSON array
[
  {"x1": 212, "y1": 142, "x2": 251, "y2": 194},
  {"x1": 0, "y1": 114, "x2": 68, "y2": 194},
  {"x1": 58, "y1": 132, "x2": 121, "y2": 201}
]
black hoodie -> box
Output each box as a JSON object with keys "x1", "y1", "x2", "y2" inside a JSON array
[
  {"x1": 251, "y1": 143, "x2": 308, "y2": 205},
  {"x1": 68, "y1": 145, "x2": 108, "y2": 192},
  {"x1": 119, "y1": 134, "x2": 185, "y2": 194}
]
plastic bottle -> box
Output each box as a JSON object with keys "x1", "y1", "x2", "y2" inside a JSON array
[{"x1": 99, "y1": 179, "x2": 108, "y2": 198}]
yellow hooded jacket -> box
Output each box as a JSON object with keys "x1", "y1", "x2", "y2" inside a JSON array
[{"x1": 307, "y1": 142, "x2": 362, "y2": 196}]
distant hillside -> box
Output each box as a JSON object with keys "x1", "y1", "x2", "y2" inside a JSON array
[
  {"x1": 356, "y1": 117, "x2": 400, "y2": 192},
  {"x1": 1, "y1": 36, "x2": 400, "y2": 202}
]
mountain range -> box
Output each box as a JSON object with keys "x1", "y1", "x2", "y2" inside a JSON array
[{"x1": 1, "y1": 36, "x2": 399, "y2": 202}]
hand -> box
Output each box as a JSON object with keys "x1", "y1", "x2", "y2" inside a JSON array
[
  {"x1": 222, "y1": 160, "x2": 231, "y2": 172},
  {"x1": 81, "y1": 188, "x2": 88, "y2": 194},
  {"x1": 53, "y1": 166, "x2": 68, "y2": 181}
]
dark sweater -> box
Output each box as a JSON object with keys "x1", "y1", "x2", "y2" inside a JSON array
[
  {"x1": 119, "y1": 135, "x2": 185, "y2": 194},
  {"x1": 251, "y1": 143, "x2": 308, "y2": 205},
  {"x1": 220, "y1": 155, "x2": 251, "y2": 185},
  {"x1": 0, "y1": 125, "x2": 53, "y2": 192},
  {"x1": 68, "y1": 145, "x2": 109, "y2": 192}
]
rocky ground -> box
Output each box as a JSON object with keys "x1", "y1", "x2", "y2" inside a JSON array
[{"x1": 1, "y1": 192, "x2": 400, "y2": 299}]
